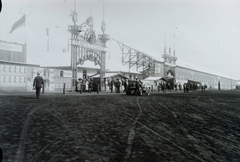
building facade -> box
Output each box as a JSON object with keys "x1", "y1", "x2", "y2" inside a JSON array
[
  {"x1": 0, "y1": 40, "x2": 238, "y2": 91},
  {"x1": 0, "y1": 40, "x2": 27, "y2": 63}
]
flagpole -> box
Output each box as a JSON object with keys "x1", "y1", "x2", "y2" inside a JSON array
[
  {"x1": 173, "y1": 34, "x2": 175, "y2": 57},
  {"x1": 68, "y1": 32, "x2": 69, "y2": 52},
  {"x1": 46, "y1": 28, "x2": 50, "y2": 52},
  {"x1": 47, "y1": 35, "x2": 49, "y2": 52},
  {"x1": 165, "y1": 31, "x2": 166, "y2": 49},
  {"x1": 164, "y1": 30, "x2": 166, "y2": 54},
  {"x1": 25, "y1": 14, "x2": 27, "y2": 44}
]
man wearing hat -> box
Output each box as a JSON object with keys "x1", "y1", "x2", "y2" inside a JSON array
[{"x1": 33, "y1": 72, "x2": 44, "y2": 99}]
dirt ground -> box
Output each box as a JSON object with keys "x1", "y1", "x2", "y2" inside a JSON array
[{"x1": 0, "y1": 90, "x2": 240, "y2": 162}]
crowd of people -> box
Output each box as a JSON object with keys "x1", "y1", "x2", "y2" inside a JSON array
[
  {"x1": 107, "y1": 77, "x2": 148, "y2": 95},
  {"x1": 32, "y1": 72, "x2": 210, "y2": 100},
  {"x1": 74, "y1": 75, "x2": 209, "y2": 94},
  {"x1": 107, "y1": 77, "x2": 128, "y2": 93},
  {"x1": 157, "y1": 81, "x2": 208, "y2": 93},
  {"x1": 76, "y1": 76, "x2": 93, "y2": 93}
]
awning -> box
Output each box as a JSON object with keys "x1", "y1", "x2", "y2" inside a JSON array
[
  {"x1": 187, "y1": 79, "x2": 202, "y2": 84},
  {"x1": 160, "y1": 77, "x2": 168, "y2": 82},
  {"x1": 91, "y1": 73, "x2": 128, "y2": 79},
  {"x1": 144, "y1": 77, "x2": 162, "y2": 81},
  {"x1": 144, "y1": 77, "x2": 169, "y2": 82}
]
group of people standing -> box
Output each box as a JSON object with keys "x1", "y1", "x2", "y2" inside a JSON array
[
  {"x1": 158, "y1": 81, "x2": 197, "y2": 93},
  {"x1": 108, "y1": 78, "x2": 128, "y2": 93},
  {"x1": 76, "y1": 76, "x2": 93, "y2": 93}
]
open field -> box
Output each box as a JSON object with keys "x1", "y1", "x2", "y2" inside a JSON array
[{"x1": 0, "y1": 90, "x2": 240, "y2": 162}]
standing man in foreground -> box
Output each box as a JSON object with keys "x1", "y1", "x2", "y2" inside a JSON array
[{"x1": 33, "y1": 72, "x2": 44, "y2": 99}]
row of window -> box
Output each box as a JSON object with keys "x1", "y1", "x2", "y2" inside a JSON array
[
  {"x1": 2, "y1": 76, "x2": 27, "y2": 83},
  {"x1": 52, "y1": 77, "x2": 71, "y2": 84},
  {"x1": 176, "y1": 72, "x2": 221, "y2": 83},
  {"x1": 0, "y1": 51, "x2": 26, "y2": 63},
  {"x1": 54, "y1": 84, "x2": 71, "y2": 88},
  {"x1": 2, "y1": 65, "x2": 27, "y2": 73}
]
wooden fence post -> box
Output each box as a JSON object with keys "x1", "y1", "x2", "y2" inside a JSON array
[
  {"x1": 97, "y1": 84, "x2": 99, "y2": 94},
  {"x1": 63, "y1": 83, "x2": 66, "y2": 94}
]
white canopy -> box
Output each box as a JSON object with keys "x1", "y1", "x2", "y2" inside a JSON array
[
  {"x1": 144, "y1": 77, "x2": 162, "y2": 81},
  {"x1": 91, "y1": 73, "x2": 128, "y2": 79}
]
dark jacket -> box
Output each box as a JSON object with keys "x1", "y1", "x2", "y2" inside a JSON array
[{"x1": 33, "y1": 76, "x2": 44, "y2": 88}]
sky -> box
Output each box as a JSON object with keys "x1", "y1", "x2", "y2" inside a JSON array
[{"x1": 0, "y1": 0, "x2": 240, "y2": 79}]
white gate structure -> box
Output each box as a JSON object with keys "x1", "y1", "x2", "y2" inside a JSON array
[{"x1": 68, "y1": 0, "x2": 109, "y2": 92}]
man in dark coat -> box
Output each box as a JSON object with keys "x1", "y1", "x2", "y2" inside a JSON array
[
  {"x1": 88, "y1": 78, "x2": 93, "y2": 93},
  {"x1": 115, "y1": 78, "x2": 121, "y2": 93},
  {"x1": 183, "y1": 83, "x2": 186, "y2": 93},
  {"x1": 123, "y1": 79, "x2": 128, "y2": 93},
  {"x1": 33, "y1": 72, "x2": 44, "y2": 99},
  {"x1": 134, "y1": 78, "x2": 140, "y2": 95},
  {"x1": 110, "y1": 78, "x2": 114, "y2": 93}
]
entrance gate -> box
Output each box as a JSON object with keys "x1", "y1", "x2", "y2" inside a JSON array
[{"x1": 68, "y1": 2, "x2": 109, "y2": 92}]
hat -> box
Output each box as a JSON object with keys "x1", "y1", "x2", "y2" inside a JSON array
[{"x1": 37, "y1": 72, "x2": 40, "y2": 75}]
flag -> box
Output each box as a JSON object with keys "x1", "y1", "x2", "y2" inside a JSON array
[{"x1": 9, "y1": 15, "x2": 25, "y2": 33}]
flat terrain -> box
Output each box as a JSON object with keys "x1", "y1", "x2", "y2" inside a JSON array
[{"x1": 0, "y1": 90, "x2": 240, "y2": 162}]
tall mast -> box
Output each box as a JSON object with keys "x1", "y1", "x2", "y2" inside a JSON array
[
  {"x1": 103, "y1": 0, "x2": 105, "y2": 22},
  {"x1": 173, "y1": 34, "x2": 175, "y2": 57},
  {"x1": 101, "y1": 0, "x2": 106, "y2": 34},
  {"x1": 74, "y1": 0, "x2": 76, "y2": 12},
  {"x1": 164, "y1": 30, "x2": 166, "y2": 54}
]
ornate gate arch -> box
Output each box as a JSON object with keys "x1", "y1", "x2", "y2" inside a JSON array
[{"x1": 68, "y1": 15, "x2": 109, "y2": 91}]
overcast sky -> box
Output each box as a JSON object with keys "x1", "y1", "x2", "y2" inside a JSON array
[{"x1": 0, "y1": 0, "x2": 240, "y2": 79}]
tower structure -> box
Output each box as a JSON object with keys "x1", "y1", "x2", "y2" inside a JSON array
[
  {"x1": 162, "y1": 32, "x2": 177, "y2": 87},
  {"x1": 68, "y1": 0, "x2": 82, "y2": 92},
  {"x1": 98, "y1": 0, "x2": 109, "y2": 90}
]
